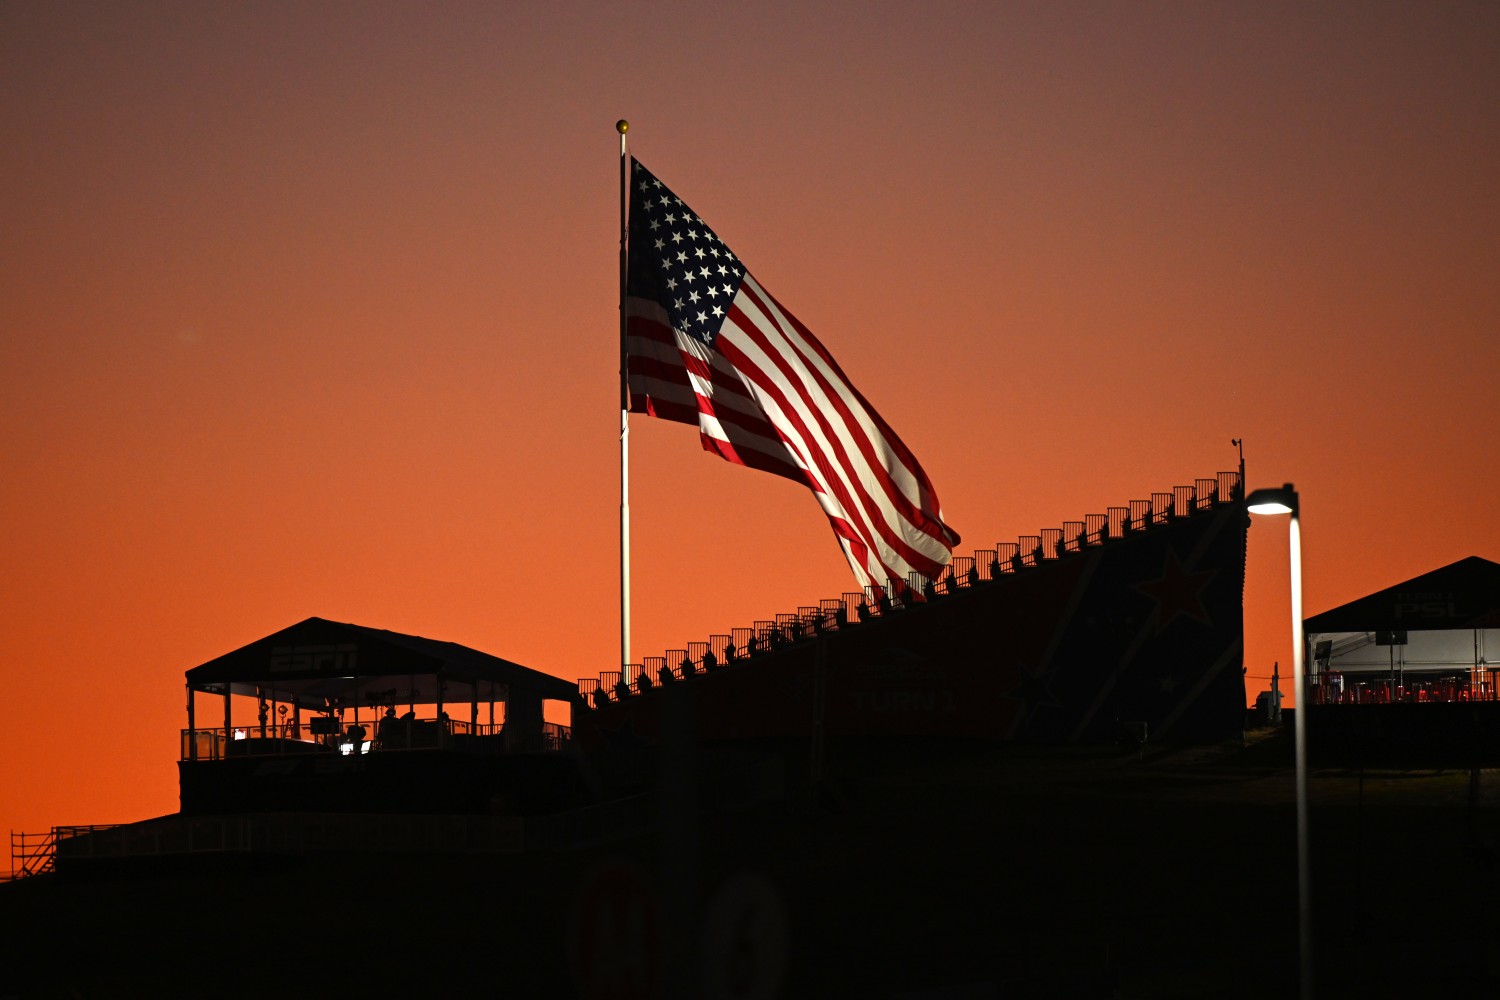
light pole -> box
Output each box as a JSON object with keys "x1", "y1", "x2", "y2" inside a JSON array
[{"x1": 1246, "y1": 483, "x2": 1310, "y2": 999}]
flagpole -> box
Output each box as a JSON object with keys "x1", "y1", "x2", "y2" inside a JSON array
[{"x1": 617, "y1": 119, "x2": 631, "y2": 672}]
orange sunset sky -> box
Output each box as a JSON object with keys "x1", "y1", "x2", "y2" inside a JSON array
[{"x1": 3, "y1": 1, "x2": 1498, "y2": 847}]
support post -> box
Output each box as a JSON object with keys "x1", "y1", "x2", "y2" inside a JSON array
[
  {"x1": 618, "y1": 119, "x2": 632, "y2": 670},
  {"x1": 186, "y1": 684, "x2": 196, "y2": 760}
]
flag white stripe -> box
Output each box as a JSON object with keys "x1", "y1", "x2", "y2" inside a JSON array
[
  {"x1": 733, "y1": 278, "x2": 945, "y2": 573},
  {"x1": 718, "y1": 321, "x2": 918, "y2": 581},
  {"x1": 718, "y1": 276, "x2": 947, "y2": 583},
  {"x1": 627, "y1": 303, "x2": 809, "y2": 474},
  {"x1": 743, "y1": 279, "x2": 937, "y2": 521},
  {"x1": 731, "y1": 277, "x2": 951, "y2": 565}
]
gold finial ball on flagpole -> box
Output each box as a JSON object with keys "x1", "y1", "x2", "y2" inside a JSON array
[{"x1": 616, "y1": 119, "x2": 629, "y2": 134}]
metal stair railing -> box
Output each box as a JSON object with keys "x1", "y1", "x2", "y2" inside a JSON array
[{"x1": 9, "y1": 829, "x2": 58, "y2": 879}]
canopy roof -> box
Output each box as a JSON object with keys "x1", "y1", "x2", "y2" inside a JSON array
[
  {"x1": 1305, "y1": 556, "x2": 1500, "y2": 634},
  {"x1": 185, "y1": 617, "x2": 579, "y2": 710}
]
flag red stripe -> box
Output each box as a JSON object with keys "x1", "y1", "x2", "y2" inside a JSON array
[
  {"x1": 732, "y1": 278, "x2": 956, "y2": 552},
  {"x1": 725, "y1": 278, "x2": 953, "y2": 579},
  {"x1": 716, "y1": 329, "x2": 947, "y2": 583},
  {"x1": 627, "y1": 308, "x2": 796, "y2": 458}
]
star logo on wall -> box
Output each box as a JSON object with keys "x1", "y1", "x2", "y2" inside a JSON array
[
  {"x1": 1005, "y1": 658, "x2": 1065, "y2": 728},
  {"x1": 1133, "y1": 549, "x2": 1217, "y2": 632}
]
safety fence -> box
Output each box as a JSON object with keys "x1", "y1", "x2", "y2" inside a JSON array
[{"x1": 580, "y1": 470, "x2": 1243, "y2": 706}]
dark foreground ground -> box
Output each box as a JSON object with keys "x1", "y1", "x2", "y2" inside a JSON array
[{"x1": 4, "y1": 728, "x2": 1499, "y2": 998}]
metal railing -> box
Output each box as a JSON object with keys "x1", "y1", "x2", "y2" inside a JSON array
[
  {"x1": 36, "y1": 814, "x2": 525, "y2": 864},
  {"x1": 8, "y1": 825, "x2": 128, "y2": 879},
  {"x1": 21, "y1": 800, "x2": 662, "y2": 868},
  {"x1": 181, "y1": 718, "x2": 570, "y2": 760},
  {"x1": 9, "y1": 829, "x2": 58, "y2": 879},
  {"x1": 17, "y1": 802, "x2": 660, "y2": 868}
]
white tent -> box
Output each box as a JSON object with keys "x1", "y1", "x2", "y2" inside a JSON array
[{"x1": 1304, "y1": 556, "x2": 1500, "y2": 701}]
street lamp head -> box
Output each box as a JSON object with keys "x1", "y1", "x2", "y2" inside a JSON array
[{"x1": 1246, "y1": 482, "x2": 1299, "y2": 517}]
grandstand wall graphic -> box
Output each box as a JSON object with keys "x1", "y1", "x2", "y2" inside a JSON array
[{"x1": 576, "y1": 469, "x2": 1248, "y2": 755}]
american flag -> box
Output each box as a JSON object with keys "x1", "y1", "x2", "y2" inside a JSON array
[{"x1": 623, "y1": 159, "x2": 959, "y2": 595}]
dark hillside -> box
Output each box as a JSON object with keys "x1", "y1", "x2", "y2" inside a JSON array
[{"x1": 6, "y1": 731, "x2": 1500, "y2": 998}]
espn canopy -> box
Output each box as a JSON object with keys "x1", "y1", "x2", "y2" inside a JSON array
[
  {"x1": 1305, "y1": 556, "x2": 1500, "y2": 634},
  {"x1": 184, "y1": 616, "x2": 579, "y2": 711},
  {"x1": 1305, "y1": 556, "x2": 1500, "y2": 679}
]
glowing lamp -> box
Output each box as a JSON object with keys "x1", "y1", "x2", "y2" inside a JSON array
[{"x1": 1246, "y1": 484, "x2": 1298, "y2": 516}]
